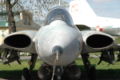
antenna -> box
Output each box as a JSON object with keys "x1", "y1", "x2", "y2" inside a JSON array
[
  {"x1": 51, "y1": 52, "x2": 59, "y2": 80},
  {"x1": 51, "y1": 45, "x2": 63, "y2": 80}
]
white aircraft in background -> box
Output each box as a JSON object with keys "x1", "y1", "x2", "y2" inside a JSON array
[
  {"x1": 69, "y1": 0, "x2": 120, "y2": 36},
  {"x1": 0, "y1": 6, "x2": 116, "y2": 80}
]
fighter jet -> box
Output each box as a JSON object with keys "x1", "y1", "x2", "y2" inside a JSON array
[
  {"x1": 0, "y1": 7, "x2": 115, "y2": 80},
  {"x1": 69, "y1": 0, "x2": 120, "y2": 36}
]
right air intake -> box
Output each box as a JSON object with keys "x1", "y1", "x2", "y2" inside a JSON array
[{"x1": 86, "y1": 34, "x2": 113, "y2": 48}]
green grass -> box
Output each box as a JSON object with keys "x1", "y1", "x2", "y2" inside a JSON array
[
  {"x1": 0, "y1": 60, "x2": 42, "y2": 79},
  {"x1": 115, "y1": 37, "x2": 120, "y2": 43},
  {"x1": 0, "y1": 60, "x2": 42, "y2": 71},
  {"x1": 76, "y1": 58, "x2": 120, "y2": 79},
  {"x1": 0, "y1": 58, "x2": 120, "y2": 79}
]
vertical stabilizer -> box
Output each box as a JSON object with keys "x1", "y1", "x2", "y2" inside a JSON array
[
  {"x1": 69, "y1": 0, "x2": 96, "y2": 16},
  {"x1": 69, "y1": 0, "x2": 97, "y2": 25}
]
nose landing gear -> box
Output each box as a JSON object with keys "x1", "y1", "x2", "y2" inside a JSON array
[{"x1": 37, "y1": 62, "x2": 81, "y2": 80}]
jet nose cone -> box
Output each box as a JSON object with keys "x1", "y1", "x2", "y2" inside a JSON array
[{"x1": 47, "y1": 41, "x2": 80, "y2": 66}]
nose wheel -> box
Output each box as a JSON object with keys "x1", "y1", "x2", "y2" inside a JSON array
[
  {"x1": 63, "y1": 62, "x2": 81, "y2": 80},
  {"x1": 37, "y1": 63, "x2": 81, "y2": 80},
  {"x1": 38, "y1": 63, "x2": 52, "y2": 80}
]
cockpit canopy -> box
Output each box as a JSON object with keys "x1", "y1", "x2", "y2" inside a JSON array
[{"x1": 45, "y1": 7, "x2": 74, "y2": 26}]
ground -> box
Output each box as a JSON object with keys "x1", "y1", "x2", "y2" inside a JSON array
[{"x1": 0, "y1": 57, "x2": 120, "y2": 80}]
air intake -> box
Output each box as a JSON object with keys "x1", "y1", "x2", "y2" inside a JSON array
[
  {"x1": 86, "y1": 34, "x2": 113, "y2": 48},
  {"x1": 4, "y1": 34, "x2": 31, "y2": 48}
]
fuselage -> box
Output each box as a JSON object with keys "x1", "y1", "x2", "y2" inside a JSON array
[
  {"x1": 90, "y1": 17, "x2": 120, "y2": 36},
  {"x1": 34, "y1": 20, "x2": 82, "y2": 66}
]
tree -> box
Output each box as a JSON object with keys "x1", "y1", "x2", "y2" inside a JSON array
[
  {"x1": 6, "y1": 0, "x2": 19, "y2": 33},
  {"x1": 17, "y1": 0, "x2": 69, "y2": 25},
  {"x1": 0, "y1": 0, "x2": 20, "y2": 65}
]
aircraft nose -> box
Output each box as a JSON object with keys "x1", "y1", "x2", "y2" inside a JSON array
[
  {"x1": 48, "y1": 38, "x2": 80, "y2": 66},
  {"x1": 35, "y1": 21, "x2": 82, "y2": 66}
]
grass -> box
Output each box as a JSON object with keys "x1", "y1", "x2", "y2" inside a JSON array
[
  {"x1": 115, "y1": 37, "x2": 120, "y2": 43},
  {"x1": 0, "y1": 58, "x2": 120, "y2": 79},
  {"x1": 76, "y1": 58, "x2": 120, "y2": 79},
  {"x1": 0, "y1": 60, "x2": 42, "y2": 79},
  {"x1": 0, "y1": 60, "x2": 42, "y2": 71}
]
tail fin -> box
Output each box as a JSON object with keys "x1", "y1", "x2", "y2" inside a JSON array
[
  {"x1": 69, "y1": 0, "x2": 96, "y2": 17},
  {"x1": 69, "y1": 0, "x2": 97, "y2": 25}
]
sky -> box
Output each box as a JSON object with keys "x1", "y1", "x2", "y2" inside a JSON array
[
  {"x1": 15, "y1": 0, "x2": 120, "y2": 23},
  {"x1": 85, "y1": 0, "x2": 120, "y2": 18},
  {"x1": 1, "y1": 0, "x2": 120, "y2": 19},
  {"x1": 66, "y1": 0, "x2": 120, "y2": 18}
]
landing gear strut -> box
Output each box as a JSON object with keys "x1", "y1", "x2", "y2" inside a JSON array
[
  {"x1": 81, "y1": 53, "x2": 96, "y2": 80},
  {"x1": 21, "y1": 54, "x2": 81, "y2": 80},
  {"x1": 38, "y1": 63, "x2": 64, "y2": 80},
  {"x1": 38, "y1": 62, "x2": 81, "y2": 80},
  {"x1": 21, "y1": 68, "x2": 33, "y2": 80},
  {"x1": 21, "y1": 53, "x2": 38, "y2": 80},
  {"x1": 98, "y1": 49, "x2": 115, "y2": 64}
]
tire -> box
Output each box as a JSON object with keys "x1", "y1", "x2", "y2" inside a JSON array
[
  {"x1": 21, "y1": 68, "x2": 33, "y2": 80},
  {"x1": 63, "y1": 65, "x2": 81, "y2": 80}
]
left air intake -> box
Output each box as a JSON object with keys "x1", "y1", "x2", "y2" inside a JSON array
[{"x1": 4, "y1": 34, "x2": 31, "y2": 48}]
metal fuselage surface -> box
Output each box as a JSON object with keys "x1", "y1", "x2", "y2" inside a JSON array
[{"x1": 35, "y1": 20, "x2": 82, "y2": 66}]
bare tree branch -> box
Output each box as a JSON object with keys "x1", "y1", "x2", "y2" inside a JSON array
[{"x1": 12, "y1": 0, "x2": 18, "y2": 8}]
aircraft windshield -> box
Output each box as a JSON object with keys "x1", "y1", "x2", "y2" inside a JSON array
[{"x1": 45, "y1": 7, "x2": 74, "y2": 26}]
